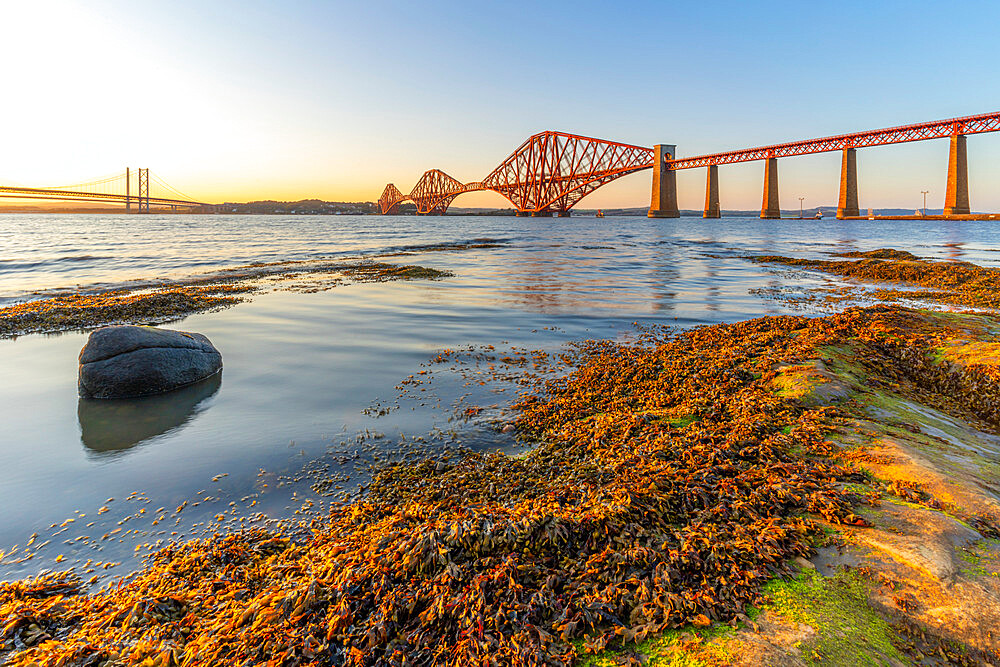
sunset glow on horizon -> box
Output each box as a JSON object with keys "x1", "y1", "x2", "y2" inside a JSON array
[{"x1": 3, "y1": 0, "x2": 1000, "y2": 210}]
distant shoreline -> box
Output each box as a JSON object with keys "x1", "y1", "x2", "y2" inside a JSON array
[{"x1": 1, "y1": 205, "x2": 996, "y2": 218}]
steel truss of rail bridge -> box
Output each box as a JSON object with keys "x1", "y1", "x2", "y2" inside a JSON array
[
  {"x1": 378, "y1": 110, "x2": 1000, "y2": 219},
  {"x1": 0, "y1": 168, "x2": 208, "y2": 212}
]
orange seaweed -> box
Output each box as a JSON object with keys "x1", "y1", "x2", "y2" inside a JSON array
[{"x1": 9, "y1": 305, "x2": 1000, "y2": 665}]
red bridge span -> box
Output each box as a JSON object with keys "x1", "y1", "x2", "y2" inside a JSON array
[{"x1": 378, "y1": 111, "x2": 1000, "y2": 219}]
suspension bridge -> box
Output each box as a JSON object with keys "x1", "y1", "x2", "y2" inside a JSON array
[
  {"x1": 379, "y1": 110, "x2": 1000, "y2": 219},
  {"x1": 0, "y1": 168, "x2": 209, "y2": 211}
]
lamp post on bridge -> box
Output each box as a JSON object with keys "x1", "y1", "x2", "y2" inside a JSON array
[
  {"x1": 798, "y1": 197, "x2": 804, "y2": 219},
  {"x1": 921, "y1": 191, "x2": 929, "y2": 217}
]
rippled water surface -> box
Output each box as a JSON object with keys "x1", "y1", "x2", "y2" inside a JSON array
[{"x1": 1, "y1": 213, "x2": 998, "y2": 582}]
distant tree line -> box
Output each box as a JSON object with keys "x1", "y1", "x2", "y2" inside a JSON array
[{"x1": 216, "y1": 199, "x2": 377, "y2": 215}]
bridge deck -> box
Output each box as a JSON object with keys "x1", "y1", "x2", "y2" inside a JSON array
[
  {"x1": 668, "y1": 110, "x2": 1000, "y2": 169},
  {"x1": 0, "y1": 185, "x2": 205, "y2": 207},
  {"x1": 380, "y1": 111, "x2": 1000, "y2": 215}
]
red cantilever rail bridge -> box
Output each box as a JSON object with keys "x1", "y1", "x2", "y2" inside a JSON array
[{"x1": 378, "y1": 110, "x2": 1000, "y2": 216}]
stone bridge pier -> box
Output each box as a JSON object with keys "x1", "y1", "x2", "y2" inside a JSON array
[
  {"x1": 944, "y1": 134, "x2": 970, "y2": 215},
  {"x1": 833, "y1": 133, "x2": 972, "y2": 218},
  {"x1": 704, "y1": 165, "x2": 720, "y2": 218},
  {"x1": 761, "y1": 157, "x2": 780, "y2": 219},
  {"x1": 837, "y1": 148, "x2": 860, "y2": 218},
  {"x1": 647, "y1": 144, "x2": 680, "y2": 218}
]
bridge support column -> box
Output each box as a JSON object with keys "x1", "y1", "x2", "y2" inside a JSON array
[
  {"x1": 703, "y1": 165, "x2": 720, "y2": 218},
  {"x1": 760, "y1": 157, "x2": 780, "y2": 219},
  {"x1": 557, "y1": 210, "x2": 570, "y2": 217},
  {"x1": 515, "y1": 210, "x2": 530, "y2": 217},
  {"x1": 137, "y1": 168, "x2": 150, "y2": 213},
  {"x1": 531, "y1": 209, "x2": 553, "y2": 217},
  {"x1": 836, "y1": 148, "x2": 859, "y2": 219},
  {"x1": 944, "y1": 134, "x2": 970, "y2": 216},
  {"x1": 647, "y1": 144, "x2": 679, "y2": 218}
]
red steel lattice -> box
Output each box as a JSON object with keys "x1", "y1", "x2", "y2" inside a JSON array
[
  {"x1": 668, "y1": 110, "x2": 1000, "y2": 169},
  {"x1": 378, "y1": 183, "x2": 405, "y2": 215},
  {"x1": 408, "y1": 169, "x2": 465, "y2": 215},
  {"x1": 379, "y1": 132, "x2": 654, "y2": 215},
  {"x1": 481, "y1": 131, "x2": 654, "y2": 214},
  {"x1": 379, "y1": 111, "x2": 1000, "y2": 215}
]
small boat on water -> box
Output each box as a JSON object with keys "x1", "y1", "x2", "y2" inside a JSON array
[
  {"x1": 814, "y1": 211, "x2": 823, "y2": 219},
  {"x1": 596, "y1": 210, "x2": 604, "y2": 218}
]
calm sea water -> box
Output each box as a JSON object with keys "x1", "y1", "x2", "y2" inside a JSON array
[{"x1": 1, "y1": 213, "x2": 997, "y2": 583}]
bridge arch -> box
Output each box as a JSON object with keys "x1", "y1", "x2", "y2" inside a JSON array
[
  {"x1": 408, "y1": 169, "x2": 467, "y2": 215},
  {"x1": 439, "y1": 188, "x2": 520, "y2": 213},
  {"x1": 378, "y1": 183, "x2": 408, "y2": 214},
  {"x1": 379, "y1": 131, "x2": 656, "y2": 216}
]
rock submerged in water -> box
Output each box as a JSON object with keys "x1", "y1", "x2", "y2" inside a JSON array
[{"x1": 78, "y1": 325, "x2": 222, "y2": 399}]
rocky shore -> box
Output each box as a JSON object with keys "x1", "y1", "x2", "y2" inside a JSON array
[
  {"x1": 751, "y1": 248, "x2": 1000, "y2": 311},
  {"x1": 0, "y1": 259, "x2": 453, "y2": 339},
  {"x1": 3, "y1": 250, "x2": 1000, "y2": 666}
]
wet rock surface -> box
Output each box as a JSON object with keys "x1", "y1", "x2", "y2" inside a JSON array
[
  {"x1": 853, "y1": 501, "x2": 980, "y2": 581},
  {"x1": 78, "y1": 325, "x2": 222, "y2": 399}
]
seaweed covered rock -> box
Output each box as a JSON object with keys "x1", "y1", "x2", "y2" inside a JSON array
[{"x1": 78, "y1": 325, "x2": 222, "y2": 399}]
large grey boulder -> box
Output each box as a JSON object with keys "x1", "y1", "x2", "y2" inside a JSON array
[{"x1": 79, "y1": 325, "x2": 222, "y2": 399}]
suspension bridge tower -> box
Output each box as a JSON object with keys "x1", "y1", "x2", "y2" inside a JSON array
[{"x1": 137, "y1": 168, "x2": 149, "y2": 213}]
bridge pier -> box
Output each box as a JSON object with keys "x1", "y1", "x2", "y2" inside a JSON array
[
  {"x1": 703, "y1": 165, "x2": 720, "y2": 218},
  {"x1": 944, "y1": 134, "x2": 970, "y2": 216},
  {"x1": 557, "y1": 210, "x2": 570, "y2": 217},
  {"x1": 647, "y1": 144, "x2": 679, "y2": 218},
  {"x1": 760, "y1": 157, "x2": 780, "y2": 219},
  {"x1": 836, "y1": 148, "x2": 860, "y2": 219},
  {"x1": 530, "y1": 209, "x2": 553, "y2": 217}
]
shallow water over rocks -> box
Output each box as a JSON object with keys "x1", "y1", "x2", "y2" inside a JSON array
[{"x1": 1, "y1": 212, "x2": 999, "y2": 582}]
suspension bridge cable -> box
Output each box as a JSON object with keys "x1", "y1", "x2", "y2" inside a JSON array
[
  {"x1": 149, "y1": 173, "x2": 199, "y2": 202},
  {"x1": 45, "y1": 171, "x2": 127, "y2": 192}
]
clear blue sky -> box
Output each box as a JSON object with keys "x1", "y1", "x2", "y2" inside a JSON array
[{"x1": 3, "y1": 0, "x2": 999, "y2": 210}]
